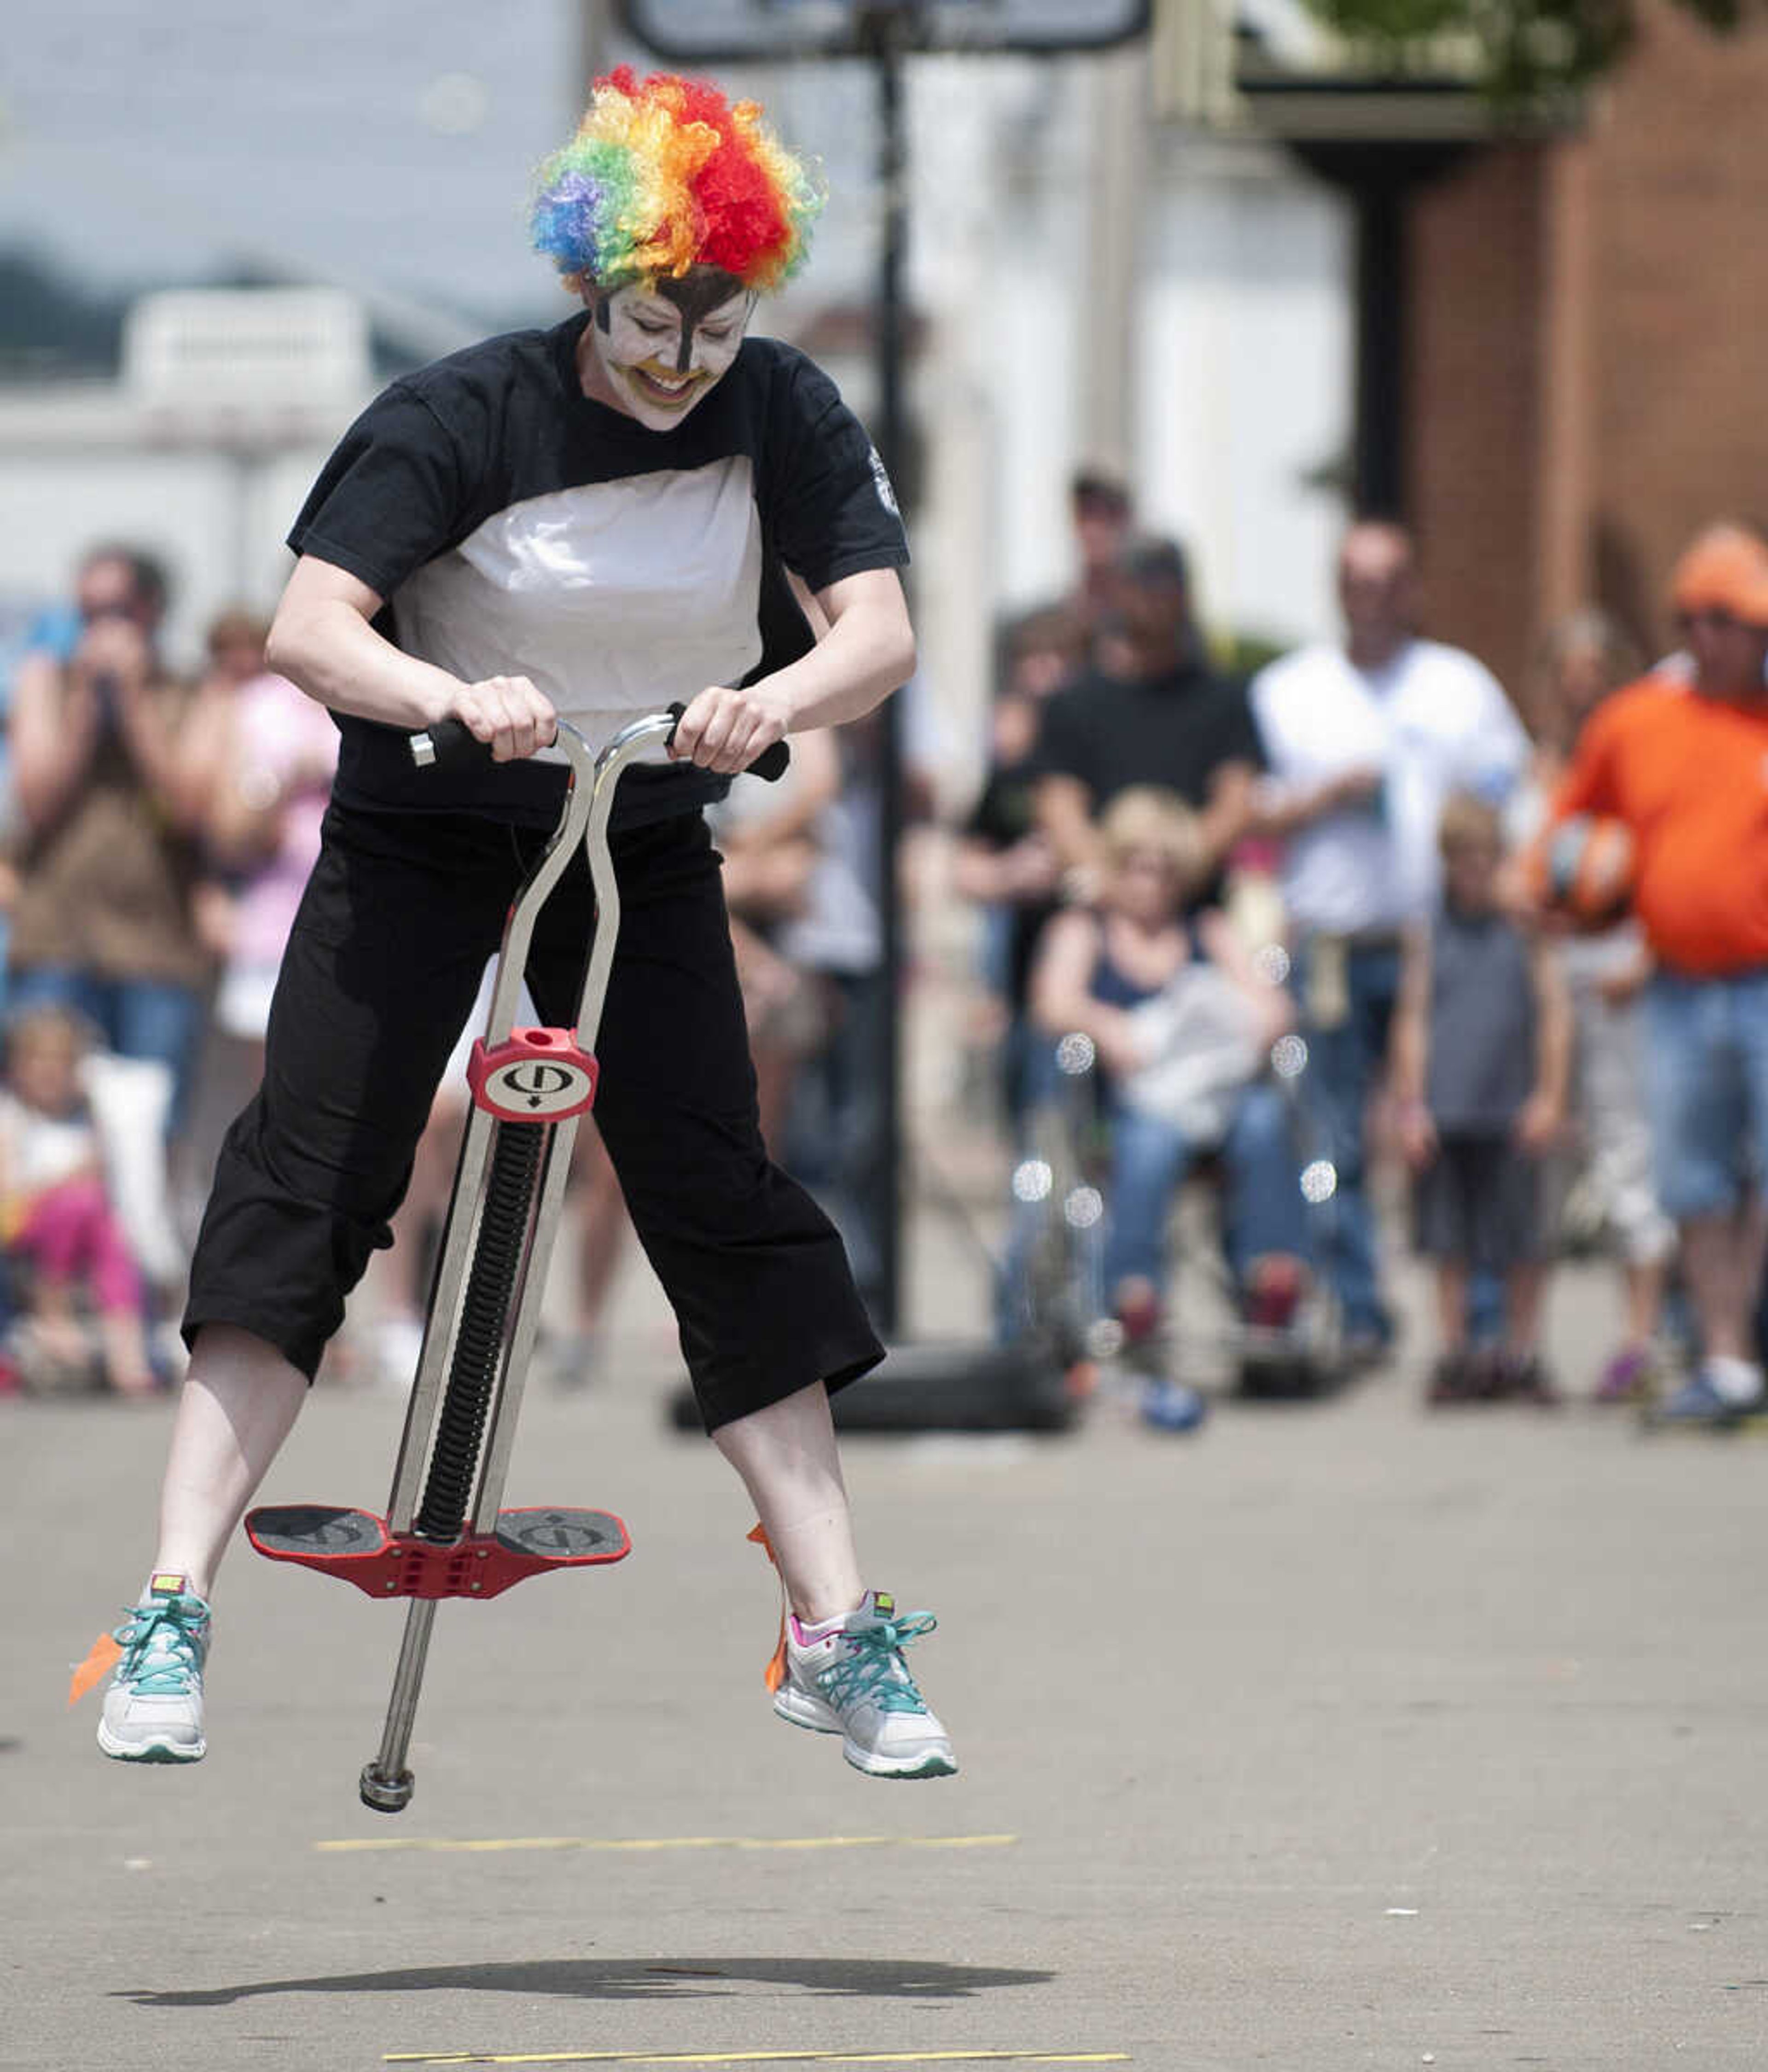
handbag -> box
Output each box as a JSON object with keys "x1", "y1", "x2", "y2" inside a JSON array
[{"x1": 1119, "y1": 962, "x2": 1265, "y2": 1147}]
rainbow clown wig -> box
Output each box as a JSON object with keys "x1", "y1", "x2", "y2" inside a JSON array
[{"x1": 530, "y1": 69, "x2": 823, "y2": 296}]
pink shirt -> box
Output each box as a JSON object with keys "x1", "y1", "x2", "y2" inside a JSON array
[{"x1": 228, "y1": 674, "x2": 338, "y2": 969}]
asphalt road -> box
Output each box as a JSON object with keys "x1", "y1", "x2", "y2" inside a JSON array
[{"x1": 6, "y1": 1239, "x2": 1768, "y2": 2072}]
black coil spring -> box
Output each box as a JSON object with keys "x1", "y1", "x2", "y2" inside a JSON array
[{"x1": 414, "y1": 1120, "x2": 545, "y2": 1542}]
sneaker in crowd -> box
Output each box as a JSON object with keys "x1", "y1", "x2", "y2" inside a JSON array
[
  {"x1": 1113, "y1": 1280, "x2": 1163, "y2": 1357},
  {"x1": 1242, "y1": 1257, "x2": 1303, "y2": 1333},
  {"x1": 96, "y1": 1573, "x2": 210, "y2": 1763},
  {"x1": 1593, "y1": 1343, "x2": 1653, "y2": 1405},
  {"x1": 1426, "y1": 1349, "x2": 1481, "y2": 1407},
  {"x1": 774, "y1": 1591, "x2": 957, "y2": 1780},
  {"x1": 1488, "y1": 1350, "x2": 1561, "y2": 1407},
  {"x1": 1654, "y1": 1358, "x2": 1764, "y2": 1427},
  {"x1": 1139, "y1": 1376, "x2": 1209, "y2": 1433}
]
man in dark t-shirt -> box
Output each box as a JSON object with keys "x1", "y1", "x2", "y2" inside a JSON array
[{"x1": 1032, "y1": 534, "x2": 1262, "y2": 907}]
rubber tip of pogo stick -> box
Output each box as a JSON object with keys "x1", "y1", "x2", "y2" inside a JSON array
[{"x1": 359, "y1": 1763, "x2": 415, "y2": 1814}]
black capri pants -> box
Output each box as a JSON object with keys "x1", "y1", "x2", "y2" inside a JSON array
[{"x1": 183, "y1": 800, "x2": 884, "y2": 1430}]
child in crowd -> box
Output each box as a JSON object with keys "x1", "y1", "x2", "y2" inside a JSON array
[
  {"x1": 1394, "y1": 794, "x2": 1570, "y2": 1404},
  {"x1": 1029, "y1": 786, "x2": 1303, "y2": 1428},
  {"x1": 0, "y1": 1003, "x2": 154, "y2": 1396}
]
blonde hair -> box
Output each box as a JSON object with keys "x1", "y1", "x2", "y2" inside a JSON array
[
  {"x1": 205, "y1": 607, "x2": 269, "y2": 658},
  {"x1": 1099, "y1": 786, "x2": 1207, "y2": 886},
  {"x1": 1437, "y1": 791, "x2": 1504, "y2": 859},
  {"x1": 4, "y1": 1001, "x2": 98, "y2": 1071}
]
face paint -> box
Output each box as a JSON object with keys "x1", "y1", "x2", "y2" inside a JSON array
[{"x1": 588, "y1": 271, "x2": 752, "y2": 431}]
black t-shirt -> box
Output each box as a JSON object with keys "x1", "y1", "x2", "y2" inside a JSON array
[
  {"x1": 288, "y1": 315, "x2": 909, "y2": 829},
  {"x1": 1030, "y1": 661, "x2": 1264, "y2": 813},
  {"x1": 964, "y1": 756, "x2": 1058, "y2": 1010}
]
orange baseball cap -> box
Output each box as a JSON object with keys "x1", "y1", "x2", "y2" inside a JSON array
[{"x1": 1669, "y1": 523, "x2": 1768, "y2": 617}]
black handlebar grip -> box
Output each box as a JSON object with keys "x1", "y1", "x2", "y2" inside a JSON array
[
  {"x1": 409, "y1": 716, "x2": 497, "y2": 771},
  {"x1": 413, "y1": 711, "x2": 790, "y2": 783},
  {"x1": 664, "y1": 702, "x2": 791, "y2": 784}
]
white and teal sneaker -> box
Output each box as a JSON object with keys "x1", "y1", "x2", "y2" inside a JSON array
[
  {"x1": 96, "y1": 1573, "x2": 210, "y2": 1764},
  {"x1": 774, "y1": 1591, "x2": 957, "y2": 1780}
]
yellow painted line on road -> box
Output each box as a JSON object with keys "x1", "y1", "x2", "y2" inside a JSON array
[
  {"x1": 320, "y1": 1834, "x2": 1019, "y2": 1856},
  {"x1": 385, "y1": 2053, "x2": 1127, "y2": 2066}
]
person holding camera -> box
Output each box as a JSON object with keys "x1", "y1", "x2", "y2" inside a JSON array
[{"x1": 6, "y1": 545, "x2": 221, "y2": 1137}]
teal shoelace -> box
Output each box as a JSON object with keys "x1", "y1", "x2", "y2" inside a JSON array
[
  {"x1": 114, "y1": 1601, "x2": 207, "y2": 1696},
  {"x1": 818, "y1": 1611, "x2": 937, "y2": 1716}
]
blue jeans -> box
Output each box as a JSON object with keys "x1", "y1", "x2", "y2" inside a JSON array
[
  {"x1": 994, "y1": 1046, "x2": 1306, "y2": 1339},
  {"x1": 1297, "y1": 937, "x2": 1401, "y2": 1342},
  {"x1": 783, "y1": 966, "x2": 891, "y2": 1318},
  {"x1": 1102, "y1": 1081, "x2": 1307, "y2": 1300},
  {"x1": 6, "y1": 966, "x2": 204, "y2": 1136},
  {"x1": 1643, "y1": 967, "x2": 1768, "y2": 1220}
]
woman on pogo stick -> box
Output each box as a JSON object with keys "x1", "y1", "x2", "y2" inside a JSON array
[{"x1": 83, "y1": 70, "x2": 956, "y2": 1781}]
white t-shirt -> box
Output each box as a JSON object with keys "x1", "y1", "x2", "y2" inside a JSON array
[
  {"x1": 1250, "y1": 637, "x2": 1529, "y2": 934},
  {"x1": 288, "y1": 320, "x2": 908, "y2": 833},
  {"x1": 0, "y1": 1089, "x2": 98, "y2": 1198}
]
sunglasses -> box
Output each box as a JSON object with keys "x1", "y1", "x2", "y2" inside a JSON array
[{"x1": 1676, "y1": 605, "x2": 1768, "y2": 634}]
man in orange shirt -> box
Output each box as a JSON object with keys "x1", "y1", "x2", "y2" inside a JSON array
[{"x1": 1547, "y1": 525, "x2": 1768, "y2": 1421}]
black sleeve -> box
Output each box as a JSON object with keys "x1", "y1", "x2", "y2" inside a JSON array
[
  {"x1": 286, "y1": 380, "x2": 471, "y2": 599},
  {"x1": 1026, "y1": 683, "x2": 1094, "y2": 790},
  {"x1": 765, "y1": 353, "x2": 910, "y2": 594},
  {"x1": 1210, "y1": 680, "x2": 1265, "y2": 772},
  {"x1": 964, "y1": 768, "x2": 1014, "y2": 845}
]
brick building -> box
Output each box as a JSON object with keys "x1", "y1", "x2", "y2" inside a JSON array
[
  {"x1": 1408, "y1": 3, "x2": 1768, "y2": 714},
  {"x1": 1224, "y1": 0, "x2": 1768, "y2": 715}
]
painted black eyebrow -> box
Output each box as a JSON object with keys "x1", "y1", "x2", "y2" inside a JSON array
[{"x1": 655, "y1": 270, "x2": 750, "y2": 372}]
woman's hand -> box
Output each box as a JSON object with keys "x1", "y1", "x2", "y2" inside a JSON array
[
  {"x1": 1322, "y1": 766, "x2": 1383, "y2": 814},
  {"x1": 1398, "y1": 1100, "x2": 1438, "y2": 1170},
  {"x1": 1003, "y1": 833, "x2": 1061, "y2": 901},
  {"x1": 1595, "y1": 944, "x2": 1654, "y2": 1007},
  {"x1": 1250, "y1": 981, "x2": 1296, "y2": 1051},
  {"x1": 1513, "y1": 1091, "x2": 1564, "y2": 1155},
  {"x1": 71, "y1": 613, "x2": 152, "y2": 698},
  {"x1": 671, "y1": 684, "x2": 790, "y2": 775},
  {"x1": 449, "y1": 675, "x2": 557, "y2": 762},
  {"x1": 1093, "y1": 1008, "x2": 1147, "y2": 1082}
]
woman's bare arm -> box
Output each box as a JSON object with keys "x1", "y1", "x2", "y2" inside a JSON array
[
  {"x1": 1029, "y1": 909, "x2": 1146, "y2": 1079},
  {"x1": 1195, "y1": 906, "x2": 1293, "y2": 1045},
  {"x1": 671, "y1": 566, "x2": 915, "y2": 774},
  {"x1": 267, "y1": 555, "x2": 556, "y2": 759},
  {"x1": 8, "y1": 649, "x2": 99, "y2": 831}
]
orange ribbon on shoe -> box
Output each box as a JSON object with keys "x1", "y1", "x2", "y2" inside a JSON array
[
  {"x1": 746, "y1": 1523, "x2": 788, "y2": 1693},
  {"x1": 68, "y1": 1631, "x2": 122, "y2": 1706}
]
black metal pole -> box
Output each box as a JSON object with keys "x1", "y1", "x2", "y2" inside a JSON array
[
  {"x1": 1352, "y1": 177, "x2": 1406, "y2": 520},
  {"x1": 869, "y1": 19, "x2": 908, "y2": 1337}
]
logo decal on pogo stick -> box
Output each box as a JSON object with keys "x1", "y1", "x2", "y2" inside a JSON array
[{"x1": 494, "y1": 1061, "x2": 587, "y2": 1112}]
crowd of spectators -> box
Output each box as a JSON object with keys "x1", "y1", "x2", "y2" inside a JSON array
[
  {"x1": 0, "y1": 539, "x2": 932, "y2": 1397},
  {"x1": 958, "y1": 474, "x2": 1768, "y2": 1433},
  {"x1": 7, "y1": 490, "x2": 1768, "y2": 1437}
]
